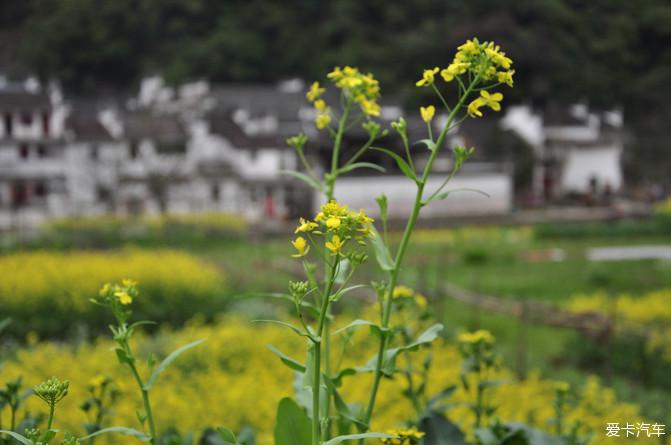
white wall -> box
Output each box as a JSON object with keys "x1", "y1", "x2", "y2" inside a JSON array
[
  {"x1": 560, "y1": 146, "x2": 622, "y2": 193},
  {"x1": 324, "y1": 172, "x2": 512, "y2": 219}
]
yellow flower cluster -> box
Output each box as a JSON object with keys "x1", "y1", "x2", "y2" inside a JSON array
[
  {"x1": 391, "y1": 285, "x2": 428, "y2": 309},
  {"x1": 380, "y1": 427, "x2": 425, "y2": 445},
  {"x1": 416, "y1": 38, "x2": 514, "y2": 89},
  {"x1": 98, "y1": 279, "x2": 138, "y2": 307},
  {"x1": 328, "y1": 66, "x2": 381, "y2": 117},
  {"x1": 306, "y1": 81, "x2": 332, "y2": 129},
  {"x1": 292, "y1": 201, "x2": 374, "y2": 257},
  {"x1": 568, "y1": 289, "x2": 671, "y2": 360},
  {"x1": 0, "y1": 249, "x2": 225, "y2": 336},
  {"x1": 457, "y1": 329, "x2": 495, "y2": 345},
  {"x1": 1, "y1": 316, "x2": 642, "y2": 445}
]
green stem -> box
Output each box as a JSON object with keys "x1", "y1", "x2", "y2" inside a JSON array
[
  {"x1": 126, "y1": 345, "x2": 157, "y2": 445},
  {"x1": 312, "y1": 259, "x2": 339, "y2": 445},
  {"x1": 46, "y1": 403, "x2": 55, "y2": 430},
  {"x1": 326, "y1": 99, "x2": 353, "y2": 200},
  {"x1": 361, "y1": 78, "x2": 480, "y2": 433}
]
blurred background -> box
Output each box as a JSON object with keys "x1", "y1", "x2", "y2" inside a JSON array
[{"x1": 1, "y1": 0, "x2": 671, "y2": 441}]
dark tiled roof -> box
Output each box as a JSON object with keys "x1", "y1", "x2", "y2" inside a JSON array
[
  {"x1": 206, "y1": 108, "x2": 281, "y2": 149},
  {"x1": 65, "y1": 111, "x2": 113, "y2": 141},
  {"x1": 124, "y1": 112, "x2": 186, "y2": 144},
  {"x1": 212, "y1": 84, "x2": 305, "y2": 122},
  {"x1": 0, "y1": 88, "x2": 50, "y2": 111}
]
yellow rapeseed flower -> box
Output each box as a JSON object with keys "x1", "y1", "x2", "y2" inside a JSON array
[
  {"x1": 458, "y1": 329, "x2": 495, "y2": 344},
  {"x1": 314, "y1": 99, "x2": 327, "y2": 111},
  {"x1": 115, "y1": 291, "x2": 133, "y2": 305},
  {"x1": 381, "y1": 427, "x2": 425, "y2": 444},
  {"x1": 325, "y1": 235, "x2": 344, "y2": 255},
  {"x1": 295, "y1": 218, "x2": 318, "y2": 234},
  {"x1": 467, "y1": 99, "x2": 484, "y2": 118},
  {"x1": 420, "y1": 105, "x2": 435, "y2": 123},
  {"x1": 497, "y1": 69, "x2": 515, "y2": 87},
  {"x1": 306, "y1": 81, "x2": 325, "y2": 102},
  {"x1": 479, "y1": 90, "x2": 503, "y2": 112},
  {"x1": 316, "y1": 112, "x2": 332, "y2": 129},
  {"x1": 440, "y1": 62, "x2": 469, "y2": 82},
  {"x1": 291, "y1": 237, "x2": 310, "y2": 258},
  {"x1": 326, "y1": 217, "x2": 341, "y2": 230},
  {"x1": 416, "y1": 67, "x2": 440, "y2": 87},
  {"x1": 360, "y1": 98, "x2": 381, "y2": 117}
]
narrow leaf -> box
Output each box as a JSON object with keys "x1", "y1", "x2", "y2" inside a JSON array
[
  {"x1": 267, "y1": 345, "x2": 306, "y2": 372},
  {"x1": 323, "y1": 433, "x2": 394, "y2": 445},
  {"x1": 253, "y1": 320, "x2": 308, "y2": 338},
  {"x1": 0, "y1": 430, "x2": 33, "y2": 445},
  {"x1": 339, "y1": 162, "x2": 386, "y2": 174},
  {"x1": 144, "y1": 339, "x2": 205, "y2": 390},
  {"x1": 281, "y1": 170, "x2": 324, "y2": 193},
  {"x1": 332, "y1": 319, "x2": 382, "y2": 336},
  {"x1": 371, "y1": 147, "x2": 417, "y2": 182},
  {"x1": 80, "y1": 426, "x2": 152, "y2": 442},
  {"x1": 370, "y1": 226, "x2": 394, "y2": 271}
]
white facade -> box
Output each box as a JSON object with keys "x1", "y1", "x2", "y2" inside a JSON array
[{"x1": 327, "y1": 170, "x2": 512, "y2": 219}]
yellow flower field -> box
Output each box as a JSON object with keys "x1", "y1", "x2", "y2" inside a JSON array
[
  {"x1": 0, "y1": 250, "x2": 225, "y2": 337},
  {"x1": 1, "y1": 317, "x2": 642, "y2": 444}
]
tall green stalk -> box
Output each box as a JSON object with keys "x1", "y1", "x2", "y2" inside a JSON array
[
  {"x1": 361, "y1": 79, "x2": 479, "y2": 432},
  {"x1": 312, "y1": 258, "x2": 340, "y2": 445}
]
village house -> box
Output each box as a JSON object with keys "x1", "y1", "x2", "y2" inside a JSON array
[{"x1": 0, "y1": 76, "x2": 524, "y2": 229}]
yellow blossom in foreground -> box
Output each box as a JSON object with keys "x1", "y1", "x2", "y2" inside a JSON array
[
  {"x1": 314, "y1": 99, "x2": 327, "y2": 111},
  {"x1": 306, "y1": 81, "x2": 325, "y2": 102},
  {"x1": 325, "y1": 235, "x2": 344, "y2": 255},
  {"x1": 1, "y1": 315, "x2": 644, "y2": 445},
  {"x1": 497, "y1": 69, "x2": 515, "y2": 87},
  {"x1": 420, "y1": 105, "x2": 435, "y2": 123},
  {"x1": 440, "y1": 62, "x2": 469, "y2": 82},
  {"x1": 326, "y1": 217, "x2": 341, "y2": 230},
  {"x1": 316, "y1": 112, "x2": 331, "y2": 129},
  {"x1": 295, "y1": 218, "x2": 318, "y2": 234},
  {"x1": 291, "y1": 236, "x2": 310, "y2": 258},
  {"x1": 360, "y1": 98, "x2": 381, "y2": 116},
  {"x1": 416, "y1": 67, "x2": 439, "y2": 87},
  {"x1": 479, "y1": 90, "x2": 503, "y2": 111},
  {"x1": 114, "y1": 291, "x2": 133, "y2": 305},
  {"x1": 467, "y1": 99, "x2": 484, "y2": 118}
]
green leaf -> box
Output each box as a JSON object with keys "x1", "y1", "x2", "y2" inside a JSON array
[
  {"x1": 144, "y1": 339, "x2": 205, "y2": 390},
  {"x1": 323, "y1": 377, "x2": 367, "y2": 429},
  {"x1": 281, "y1": 170, "x2": 324, "y2": 193},
  {"x1": 80, "y1": 426, "x2": 152, "y2": 442},
  {"x1": 323, "y1": 433, "x2": 394, "y2": 445},
  {"x1": 371, "y1": 147, "x2": 417, "y2": 182},
  {"x1": 334, "y1": 259, "x2": 351, "y2": 285},
  {"x1": 425, "y1": 188, "x2": 490, "y2": 205},
  {"x1": 274, "y1": 398, "x2": 311, "y2": 445},
  {"x1": 331, "y1": 284, "x2": 368, "y2": 303},
  {"x1": 115, "y1": 347, "x2": 132, "y2": 365},
  {"x1": 0, "y1": 430, "x2": 33, "y2": 445},
  {"x1": 416, "y1": 138, "x2": 437, "y2": 151},
  {"x1": 339, "y1": 162, "x2": 386, "y2": 174},
  {"x1": 253, "y1": 320, "x2": 309, "y2": 338},
  {"x1": 332, "y1": 319, "x2": 384, "y2": 336},
  {"x1": 267, "y1": 345, "x2": 306, "y2": 372},
  {"x1": 216, "y1": 427, "x2": 240, "y2": 444},
  {"x1": 370, "y1": 226, "x2": 394, "y2": 271}
]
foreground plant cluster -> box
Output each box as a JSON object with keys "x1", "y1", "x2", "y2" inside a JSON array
[{"x1": 0, "y1": 39, "x2": 642, "y2": 445}]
